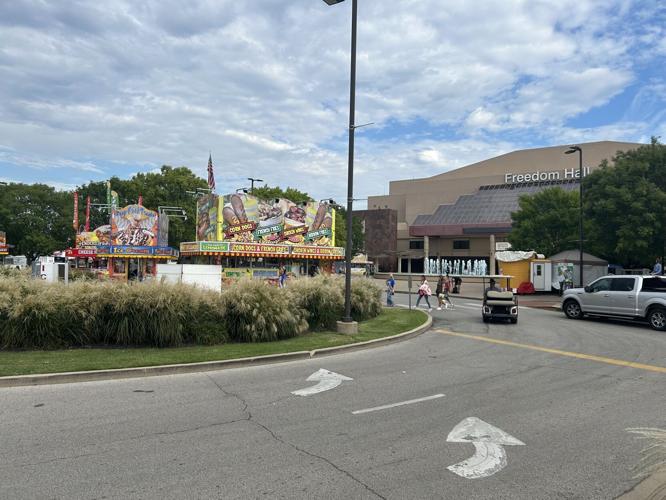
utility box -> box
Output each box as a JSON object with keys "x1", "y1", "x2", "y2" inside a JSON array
[
  {"x1": 36, "y1": 256, "x2": 69, "y2": 283},
  {"x1": 530, "y1": 260, "x2": 552, "y2": 292}
]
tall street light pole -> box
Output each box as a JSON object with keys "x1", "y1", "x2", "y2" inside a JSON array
[
  {"x1": 565, "y1": 145, "x2": 584, "y2": 287},
  {"x1": 323, "y1": 0, "x2": 357, "y2": 331},
  {"x1": 247, "y1": 177, "x2": 263, "y2": 194}
]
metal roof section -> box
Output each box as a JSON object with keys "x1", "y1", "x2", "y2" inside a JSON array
[{"x1": 410, "y1": 179, "x2": 579, "y2": 236}]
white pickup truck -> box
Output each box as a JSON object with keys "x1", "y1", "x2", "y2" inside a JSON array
[{"x1": 562, "y1": 275, "x2": 666, "y2": 331}]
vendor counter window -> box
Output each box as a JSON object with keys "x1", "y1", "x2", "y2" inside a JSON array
[
  {"x1": 113, "y1": 259, "x2": 126, "y2": 274},
  {"x1": 453, "y1": 240, "x2": 470, "y2": 250}
]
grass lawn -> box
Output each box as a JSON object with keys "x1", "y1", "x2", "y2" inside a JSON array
[{"x1": 0, "y1": 308, "x2": 428, "y2": 377}]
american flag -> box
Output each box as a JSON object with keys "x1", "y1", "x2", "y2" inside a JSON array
[{"x1": 207, "y1": 153, "x2": 216, "y2": 192}]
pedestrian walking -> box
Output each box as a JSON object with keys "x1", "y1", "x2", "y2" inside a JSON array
[
  {"x1": 386, "y1": 273, "x2": 396, "y2": 307},
  {"x1": 435, "y1": 275, "x2": 444, "y2": 310},
  {"x1": 441, "y1": 273, "x2": 454, "y2": 309},
  {"x1": 415, "y1": 275, "x2": 432, "y2": 310},
  {"x1": 279, "y1": 266, "x2": 288, "y2": 288}
]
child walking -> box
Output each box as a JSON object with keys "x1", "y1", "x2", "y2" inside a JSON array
[{"x1": 416, "y1": 276, "x2": 433, "y2": 310}]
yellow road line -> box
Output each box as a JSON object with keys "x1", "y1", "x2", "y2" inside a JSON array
[{"x1": 433, "y1": 329, "x2": 666, "y2": 374}]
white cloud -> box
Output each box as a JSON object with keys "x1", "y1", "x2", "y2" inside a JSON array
[{"x1": 0, "y1": 0, "x2": 663, "y2": 202}]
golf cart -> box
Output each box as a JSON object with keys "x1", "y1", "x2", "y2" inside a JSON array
[{"x1": 482, "y1": 276, "x2": 518, "y2": 324}]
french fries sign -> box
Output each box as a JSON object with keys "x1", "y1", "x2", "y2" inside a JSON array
[{"x1": 197, "y1": 192, "x2": 336, "y2": 247}]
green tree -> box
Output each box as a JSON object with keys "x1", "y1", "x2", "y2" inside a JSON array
[
  {"x1": 0, "y1": 183, "x2": 73, "y2": 259},
  {"x1": 508, "y1": 187, "x2": 579, "y2": 256},
  {"x1": 584, "y1": 138, "x2": 666, "y2": 267},
  {"x1": 333, "y1": 206, "x2": 365, "y2": 255},
  {"x1": 251, "y1": 185, "x2": 312, "y2": 204},
  {"x1": 77, "y1": 166, "x2": 209, "y2": 247}
]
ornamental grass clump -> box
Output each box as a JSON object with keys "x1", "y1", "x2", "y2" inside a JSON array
[
  {"x1": 285, "y1": 275, "x2": 344, "y2": 330},
  {"x1": 0, "y1": 277, "x2": 228, "y2": 349},
  {"x1": 2, "y1": 281, "x2": 95, "y2": 349},
  {"x1": 347, "y1": 278, "x2": 383, "y2": 321},
  {"x1": 97, "y1": 281, "x2": 227, "y2": 347},
  {"x1": 222, "y1": 278, "x2": 307, "y2": 342}
]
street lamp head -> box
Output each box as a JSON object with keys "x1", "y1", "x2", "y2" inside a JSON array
[
  {"x1": 565, "y1": 146, "x2": 581, "y2": 154},
  {"x1": 322, "y1": 0, "x2": 345, "y2": 4}
]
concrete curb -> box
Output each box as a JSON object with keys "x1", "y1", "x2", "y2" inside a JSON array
[{"x1": 0, "y1": 311, "x2": 432, "y2": 388}]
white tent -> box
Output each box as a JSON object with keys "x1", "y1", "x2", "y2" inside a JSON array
[{"x1": 549, "y1": 249, "x2": 608, "y2": 287}]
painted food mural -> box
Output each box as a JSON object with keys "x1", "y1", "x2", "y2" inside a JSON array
[
  {"x1": 196, "y1": 194, "x2": 218, "y2": 241},
  {"x1": 111, "y1": 205, "x2": 158, "y2": 246},
  {"x1": 217, "y1": 193, "x2": 335, "y2": 246}
]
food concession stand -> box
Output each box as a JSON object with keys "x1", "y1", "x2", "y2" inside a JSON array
[{"x1": 180, "y1": 193, "x2": 344, "y2": 286}]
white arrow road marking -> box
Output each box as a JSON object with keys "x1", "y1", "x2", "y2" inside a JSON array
[
  {"x1": 446, "y1": 417, "x2": 525, "y2": 479},
  {"x1": 291, "y1": 369, "x2": 353, "y2": 396},
  {"x1": 352, "y1": 393, "x2": 445, "y2": 415}
]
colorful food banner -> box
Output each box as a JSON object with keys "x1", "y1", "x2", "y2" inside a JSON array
[
  {"x1": 111, "y1": 205, "x2": 158, "y2": 246},
  {"x1": 65, "y1": 248, "x2": 98, "y2": 258},
  {"x1": 96, "y1": 245, "x2": 178, "y2": 258},
  {"x1": 217, "y1": 193, "x2": 335, "y2": 246},
  {"x1": 76, "y1": 225, "x2": 111, "y2": 248},
  {"x1": 228, "y1": 242, "x2": 290, "y2": 255},
  {"x1": 179, "y1": 241, "x2": 344, "y2": 259},
  {"x1": 291, "y1": 246, "x2": 344, "y2": 257},
  {"x1": 196, "y1": 194, "x2": 218, "y2": 241}
]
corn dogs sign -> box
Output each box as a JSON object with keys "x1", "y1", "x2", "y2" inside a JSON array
[{"x1": 196, "y1": 193, "x2": 336, "y2": 247}]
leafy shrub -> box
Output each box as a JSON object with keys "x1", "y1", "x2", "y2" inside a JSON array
[
  {"x1": 222, "y1": 278, "x2": 307, "y2": 342},
  {"x1": 285, "y1": 275, "x2": 344, "y2": 330}
]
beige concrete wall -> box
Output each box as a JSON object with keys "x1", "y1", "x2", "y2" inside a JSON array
[
  {"x1": 397, "y1": 236, "x2": 495, "y2": 258},
  {"x1": 374, "y1": 141, "x2": 642, "y2": 224}
]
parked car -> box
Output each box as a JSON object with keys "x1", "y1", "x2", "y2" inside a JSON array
[{"x1": 562, "y1": 275, "x2": 666, "y2": 331}]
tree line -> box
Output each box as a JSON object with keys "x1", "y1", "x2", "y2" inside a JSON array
[
  {"x1": 0, "y1": 166, "x2": 364, "y2": 259},
  {"x1": 509, "y1": 139, "x2": 666, "y2": 268}
]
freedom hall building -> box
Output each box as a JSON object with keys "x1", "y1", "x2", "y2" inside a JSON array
[{"x1": 358, "y1": 141, "x2": 643, "y2": 273}]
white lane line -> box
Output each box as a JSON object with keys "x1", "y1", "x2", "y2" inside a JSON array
[
  {"x1": 464, "y1": 302, "x2": 482, "y2": 307},
  {"x1": 451, "y1": 304, "x2": 478, "y2": 310},
  {"x1": 352, "y1": 393, "x2": 445, "y2": 415}
]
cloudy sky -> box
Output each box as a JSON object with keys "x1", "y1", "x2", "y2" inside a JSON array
[{"x1": 1, "y1": 0, "x2": 665, "y2": 206}]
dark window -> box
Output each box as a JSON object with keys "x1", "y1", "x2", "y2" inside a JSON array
[
  {"x1": 589, "y1": 278, "x2": 612, "y2": 293},
  {"x1": 409, "y1": 240, "x2": 424, "y2": 250},
  {"x1": 641, "y1": 277, "x2": 666, "y2": 292},
  {"x1": 453, "y1": 240, "x2": 470, "y2": 250},
  {"x1": 411, "y1": 258, "x2": 424, "y2": 273},
  {"x1": 611, "y1": 278, "x2": 635, "y2": 292}
]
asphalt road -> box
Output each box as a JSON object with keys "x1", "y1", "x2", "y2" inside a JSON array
[{"x1": 1, "y1": 295, "x2": 665, "y2": 499}]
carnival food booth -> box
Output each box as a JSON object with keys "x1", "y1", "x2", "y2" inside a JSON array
[
  {"x1": 66, "y1": 204, "x2": 178, "y2": 281},
  {"x1": 180, "y1": 192, "x2": 344, "y2": 287},
  {"x1": 64, "y1": 224, "x2": 111, "y2": 272},
  {"x1": 102, "y1": 204, "x2": 178, "y2": 281},
  {"x1": 0, "y1": 231, "x2": 8, "y2": 257}
]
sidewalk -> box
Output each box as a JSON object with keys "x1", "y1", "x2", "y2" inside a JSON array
[{"x1": 374, "y1": 278, "x2": 562, "y2": 310}]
